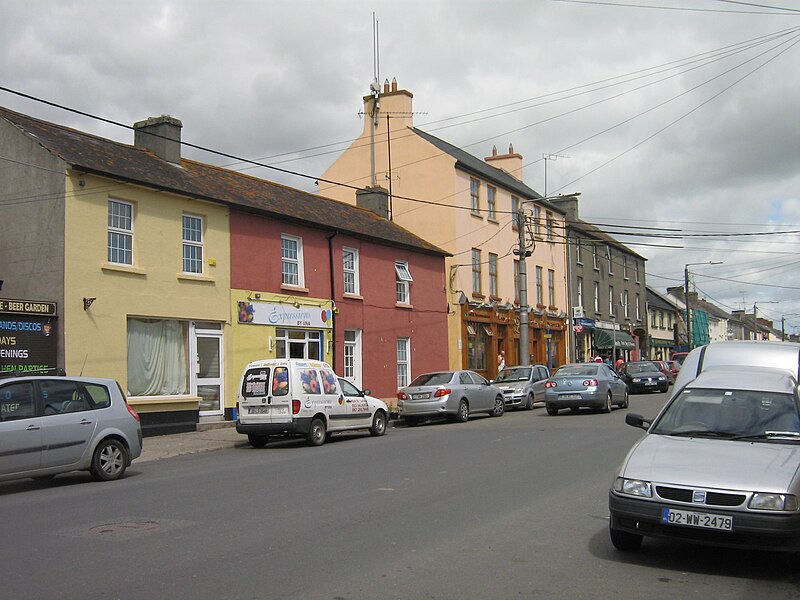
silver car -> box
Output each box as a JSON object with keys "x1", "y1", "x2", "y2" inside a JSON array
[
  {"x1": 544, "y1": 363, "x2": 629, "y2": 415},
  {"x1": 609, "y1": 341, "x2": 800, "y2": 551},
  {"x1": 493, "y1": 364, "x2": 550, "y2": 410},
  {"x1": 397, "y1": 370, "x2": 505, "y2": 426},
  {"x1": 0, "y1": 375, "x2": 143, "y2": 482}
]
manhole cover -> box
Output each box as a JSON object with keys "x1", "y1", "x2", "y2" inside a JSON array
[
  {"x1": 56, "y1": 517, "x2": 194, "y2": 541},
  {"x1": 89, "y1": 520, "x2": 161, "y2": 537}
]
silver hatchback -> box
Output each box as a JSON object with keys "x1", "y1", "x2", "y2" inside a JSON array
[{"x1": 0, "y1": 375, "x2": 143, "y2": 482}]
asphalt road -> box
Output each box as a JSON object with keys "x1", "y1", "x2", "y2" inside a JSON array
[{"x1": 2, "y1": 390, "x2": 800, "y2": 599}]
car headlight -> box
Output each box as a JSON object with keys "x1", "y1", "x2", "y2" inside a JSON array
[
  {"x1": 749, "y1": 493, "x2": 799, "y2": 511},
  {"x1": 613, "y1": 477, "x2": 652, "y2": 498}
]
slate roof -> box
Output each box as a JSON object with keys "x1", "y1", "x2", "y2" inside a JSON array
[
  {"x1": 568, "y1": 218, "x2": 647, "y2": 261},
  {"x1": 647, "y1": 286, "x2": 679, "y2": 311},
  {"x1": 0, "y1": 106, "x2": 448, "y2": 257},
  {"x1": 410, "y1": 127, "x2": 565, "y2": 215}
]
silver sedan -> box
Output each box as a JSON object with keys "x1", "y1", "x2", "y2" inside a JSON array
[
  {"x1": 397, "y1": 370, "x2": 505, "y2": 426},
  {"x1": 544, "y1": 363, "x2": 629, "y2": 415}
]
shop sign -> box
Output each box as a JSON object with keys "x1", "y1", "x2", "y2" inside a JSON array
[
  {"x1": 0, "y1": 298, "x2": 57, "y2": 316},
  {"x1": 574, "y1": 318, "x2": 595, "y2": 329},
  {"x1": 0, "y1": 298, "x2": 58, "y2": 374},
  {"x1": 238, "y1": 300, "x2": 333, "y2": 329}
]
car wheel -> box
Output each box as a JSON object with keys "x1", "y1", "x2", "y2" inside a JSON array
[
  {"x1": 306, "y1": 417, "x2": 327, "y2": 446},
  {"x1": 610, "y1": 526, "x2": 643, "y2": 551},
  {"x1": 490, "y1": 395, "x2": 505, "y2": 417},
  {"x1": 546, "y1": 405, "x2": 558, "y2": 416},
  {"x1": 248, "y1": 434, "x2": 269, "y2": 448},
  {"x1": 525, "y1": 393, "x2": 535, "y2": 410},
  {"x1": 620, "y1": 389, "x2": 629, "y2": 409},
  {"x1": 455, "y1": 399, "x2": 470, "y2": 423},
  {"x1": 90, "y1": 438, "x2": 128, "y2": 481},
  {"x1": 369, "y1": 411, "x2": 387, "y2": 436},
  {"x1": 405, "y1": 415, "x2": 419, "y2": 427},
  {"x1": 603, "y1": 392, "x2": 613, "y2": 413}
]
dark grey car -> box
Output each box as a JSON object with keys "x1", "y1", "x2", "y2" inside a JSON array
[
  {"x1": 397, "y1": 370, "x2": 505, "y2": 426},
  {"x1": 544, "y1": 363, "x2": 629, "y2": 415},
  {"x1": 493, "y1": 364, "x2": 550, "y2": 410}
]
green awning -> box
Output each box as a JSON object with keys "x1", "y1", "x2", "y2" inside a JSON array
[{"x1": 594, "y1": 329, "x2": 635, "y2": 350}]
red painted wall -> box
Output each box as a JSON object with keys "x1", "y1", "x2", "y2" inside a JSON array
[{"x1": 230, "y1": 211, "x2": 449, "y2": 400}]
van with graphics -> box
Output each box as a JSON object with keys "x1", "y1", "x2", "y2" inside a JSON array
[{"x1": 236, "y1": 359, "x2": 388, "y2": 447}]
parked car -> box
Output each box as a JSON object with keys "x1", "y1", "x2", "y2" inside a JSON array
[
  {"x1": 236, "y1": 359, "x2": 388, "y2": 447},
  {"x1": 544, "y1": 363, "x2": 628, "y2": 415},
  {"x1": 650, "y1": 360, "x2": 675, "y2": 385},
  {"x1": 670, "y1": 351, "x2": 689, "y2": 366},
  {"x1": 0, "y1": 375, "x2": 142, "y2": 482},
  {"x1": 665, "y1": 360, "x2": 681, "y2": 379},
  {"x1": 492, "y1": 364, "x2": 550, "y2": 410},
  {"x1": 618, "y1": 361, "x2": 669, "y2": 393},
  {"x1": 609, "y1": 341, "x2": 800, "y2": 552},
  {"x1": 397, "y1": 370, "x2": 505, "y2": 425}
]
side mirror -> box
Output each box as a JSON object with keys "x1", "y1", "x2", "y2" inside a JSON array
[
  {"x1": 625, "y1": 413, "x2": 651, "y2": 430},
  {"x1": 362, "y1": 389, "x2": 372, "y2": 396}
]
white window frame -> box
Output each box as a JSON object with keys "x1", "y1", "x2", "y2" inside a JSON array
[
  {"x1": 635, "y1": 293, "x2": 641, "y2": 321},
  {"x1": 548, "y1": 269, "x2": 555, "y2": 306},
  {"x1": 546, "y1": 211, "x2": 554, "y2": 241},
  {"x1": 511, "y1": 196, "x2": 520, "y2": 229},
  {"x1": 487, "y1": 186, "x2": 496, "y2": 220},
  {"x1": 397, "y1": 337, "x2": 411, "y2": 388},
  {"x1": 606, "y1": 246, "x2": 613, "y2": 274},
  {"x1": 623, "y1": 290, "x2": 630, "y2": 318},
  {"x1": 182, "y1": 213, "x2": 204, "y2": 274},
  {"x1": 343, "y1": 329, "x2": 362, "y2": 387},
  {"x1": 488, "y1": 253, "x2": 498, "y2": 297},
  {"x1": 395, "y1": 261, "x2": 413, "y2": 304},
  {"x1": 609, "y1": 286, "x2": 615, "y2": 317},
  {"x1": 470, "y1": 178, "x2": 480, "y2": 214},
  {"x1": 534, "y1": 206, "x2": 541, "y2": 237},
  {"x1": 281, "y1": 234, "x2": 304, "y2": 287},
  {"x1": 342, "y1": 247, "x2": 360, "y2": 295},
  {"x1": 592, "y1": 244, "x2": 599, "y2": 270},
  {"x1": 575, "y1": 239, "x2": 583, "y2": 265},
  {"x1": 108, "y1": 199, "x2": 133, "y2": 266},
  {"x1": 472, "y1": 249, "x2": 482, "y2": 295},
  {"x1": 594, "y1": 282, "x2": 600, "y2": 313},
  {"x1": 623, "y1": 256, "x2": 629, "y2": 280},
  {"x1": 577, "y1": 276, "x2": 584, "y2": 308},
  {"x1": 535, "y1": 266, "x2": 543, "y2": 306}
]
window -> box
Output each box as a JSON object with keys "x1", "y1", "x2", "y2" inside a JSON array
[
  {"x1": 40, "y1": 379, "x2": 99, "y2": 414},
  {"x1": 575, "y1": 239, "x2": 583, "y2": 265},
  {"x1": 472, "y1": 249, "x2": 482, "y2": 295},
  {"x1": 535, "y1": 266, "x2": 543, "y2": 305},
  {"x1": 511, "y1": 196, "x2": 520, "y2": 229},
  {"x1": 548, "y1": 269, "x2": 555, "y2": 306},
  {"x1": 467, "y1": 325, "x2": 487, "y2": 370},
  {"x1": 342, "y1": 247, "x2": 360, "y2": 295},
  {"x1": 659, "y1": 311, "x2": 665, "y2": 328},
  {"x1": 281, "y1": 235, "x2": 304, "y2": 287},
  {"x1": 299, "y1": 370, "x2": 322, "y2": 395},
  {"x1": 534, "y1": 206, "x2": 541, "y2": 237},
  {"x1": 635, "y1": 261, "x2": 640, "y2": 283},
  {"x1": 592, "y1": 244, "x2": 599, "y2": 270},
  {"x1": 0, "y1": 382, "x2": 34, "y2": 421},
  {"x1": 652, "y1": 311, "x2": 657, "y2": 327},
  {"x1": 127, "y1": 318, "x2": 189, "y2": 396},
  {"x1": 396, "y1": 261, "x2": 413, "y2": 304},
  {"x1": 108, "y1": 199, "x2": 133, "y2": 265},
  {"x1": 577, "y1": 276, "x2": 584, "y2": 308},
  {"x1": 513, "y1": 259, "x2": 520, "y2": 302},
  {"x1": 594, "y1": 282, "x2": 600, "y2": 313},
  {"x1": 606, "y1": 246, "x2": 613, "y2": 274},
  {"x1": 276, "y1": 329, "x2": 322, "y2": 359},
  {"x1": 546, "y1": 211, "x2": 554, "y2": 241},
  {"x1": 470, "y1": 178, "x2": 480, "y2": 214},
  {"x1": 344, "y1": 329, "x2": 361, "y2": 383},
  {"x1": 487, "y1": 186, "x2": 496, "y2": 220},
  {"x1": 623, "y1": 290, "x2": 630, "y2": 318},
  {"x1": 635, "y1": 293, "x2": 641, "y2": 320},
  {"x1": 488, "y1": 253, "x2": 498, "y2": 297},
  {"x1": 182, "y1": 214, "x2": 203, "y2": 274},
  {"x1": 609, "y1": 286, "x2": 615, "y2": 317},
  {"x1": 623, "y1": 256, "x2": 629, "y2": 280},
  {"x1": 397, "y1": 338, "x2": 410, "y2": 388}
]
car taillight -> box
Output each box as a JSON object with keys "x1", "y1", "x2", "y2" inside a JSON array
[
  {"x1": 545, "y1": 381, "x2": 557, "y2": 388},
  {"x1": 292, "y1": 399, "x2": 301, "y2": 414},
  {"x1": 434, "y1": 388, "x2": 451, "y2": 397},
  {"x1": 583, "y1": 379, "x2": 599, "y2": 386},
  {"x1": 125, "y1": 401, "x2": 140, "y2": 422},
  {"x1": 397, "y1": 391, "x2": 408, "y2": 400}
]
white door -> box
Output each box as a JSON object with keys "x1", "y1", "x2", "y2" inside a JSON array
[
  {"x1": 192, "y1": 323, "x2": 224, "y2": 417},
  {"x1": 343, "y1": 329, "x2": 362, "y2": 388}
]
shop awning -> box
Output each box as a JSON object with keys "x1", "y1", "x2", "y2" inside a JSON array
[{"x1": 594, "y1": 329, "x2": 635, "y2": 350}]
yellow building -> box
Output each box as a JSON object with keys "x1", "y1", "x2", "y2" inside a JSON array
[{"x1": 320, "y1": 80, "x2": 569, "y2": 375}]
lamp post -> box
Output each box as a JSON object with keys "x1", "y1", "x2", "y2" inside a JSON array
[{"x1": 684, "y1": 261, "x2": 722, "y2": 350}]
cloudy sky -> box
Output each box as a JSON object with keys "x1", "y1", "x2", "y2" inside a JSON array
[{"x1": 3, "y1": 0, "x2": 799, "y2": 331}]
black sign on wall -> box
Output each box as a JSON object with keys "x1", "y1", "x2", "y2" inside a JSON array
[{"x1": 0, "y1": 298, "x2": 58, "y2": 375}]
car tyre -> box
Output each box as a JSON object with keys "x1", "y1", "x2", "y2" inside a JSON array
[
  {"x1": 90, "y1": 438, "x2": 128, "y2": 481},
  {"x1": 490, "y1": 395, "x2": 505, "y2": 417},
  {"x1": 604, "y1": 392, "x2": 613, "y2": 414},
  {"x1": 369, "y1": 411, "x2": 387, "y2": 436},
  {"x1": 620, "y1": 389, "x2": 629, "y2": 409},
  {"x1": 610, "y1": 526, "x2": 643, "y2": 551},
  {"x1": 525, "y1": 393, "x2": 535, "y2": 410},
  {"x1": 306, "y1": 417, "x2": 327, "y2": 446},
  {"x1": 248, "y1": 434, "x2": 269, "y2": 448},
  {"x1": 455, "y1": 399, "x2": 470, "y2": 423},
  {"x1": 546, "y1": 405, "x2": 558, "y2": 416}
]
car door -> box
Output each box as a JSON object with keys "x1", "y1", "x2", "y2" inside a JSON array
[
  {"x1": 604, "y1": 365, "x2": 626, "y2": 400},
  {"x1": 469, "y1": 371, "x2": 494, "y2": 411},
  {"x1": 38, "y1": 379, "x2": 99, "y2": 468},
  {"x1": 0, "y1": 381, "x2": 42, "y2": 476},
  {"x1": 337, "y1": 377, "x2": 372, "y2": 429},
  {"x1": 532, "y1": 366, "x2": 549, "y2": 402}
]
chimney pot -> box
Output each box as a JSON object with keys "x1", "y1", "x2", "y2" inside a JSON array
[
  {"x1": 384, "y1": 79, "x2": 390, "y2": 93},
  {"x1": 391, "y1": 77, "x2": 397, "y2": 92},
  {"x1": 133, "y1": 115, "x2": 182, "y2": 164}
]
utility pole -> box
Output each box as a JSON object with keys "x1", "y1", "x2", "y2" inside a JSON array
[{"x1": 515, "y1": 205, "x2": 531, "y2": 365}]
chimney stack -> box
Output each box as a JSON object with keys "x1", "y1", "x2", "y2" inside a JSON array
[{"x1": 133, "y1": 115, "x2": 183, "y2": 164}]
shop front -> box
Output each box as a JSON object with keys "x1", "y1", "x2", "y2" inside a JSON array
[
  {"x1": 573, "y1": 317, "x2": 596, "y2": 363},
  {"x1": 0, "y1": 298, "x2": 58, "y2": 375},
  {"x1": 593, "y1": 323, "x2": 637, "y2": 362}
]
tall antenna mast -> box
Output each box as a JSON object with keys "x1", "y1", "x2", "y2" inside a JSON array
[
  {"x1": 368, "y1": 13, "x2": 381, "y2": 187},
  {"x1": 542, "y1": 152, "x2": 570, "y2": 196}
]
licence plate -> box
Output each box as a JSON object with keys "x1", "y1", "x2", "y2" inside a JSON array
[
  {"x1": 413, "y1": 393, "x2": 431, "y2": 400},
  {"x1": 661, "y1": 507, "x2": 733, "y2": 531},
  {"x1": 249, "y1": 406, "x2": 287, "y2": 415},
  {"x1": 645, "y1": 381, "x2": 656, "y2": 386},
  {"x1": 561, "y1": 394, "x2": 581, "y2": 400}
]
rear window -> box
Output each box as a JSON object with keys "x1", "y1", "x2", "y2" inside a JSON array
[
  {"x1": 410, "y1": 372, "x2": 454, "y2": 387},
  {"x1": 554, "y1": 366, "x2": 597, "y2": 378},
  {"x1": 242, "y1": 368, "x2": 271, "y2": 398}
]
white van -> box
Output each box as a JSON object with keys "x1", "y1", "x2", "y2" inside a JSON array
[{"x1": 235, "y1": 359, "x2": 389, "y2": 447}]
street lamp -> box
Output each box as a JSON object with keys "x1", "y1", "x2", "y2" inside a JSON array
[{"x1": 684, "y1": 261, "x2": 722, "y2": 350}]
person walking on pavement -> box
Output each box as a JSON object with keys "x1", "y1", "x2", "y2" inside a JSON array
[{"x1": 498, "y1": 350, "x2": 506, "y2": 373}]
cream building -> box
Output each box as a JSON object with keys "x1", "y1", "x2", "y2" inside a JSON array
[{"x1": 320, "y1": 80, "x2": 569, "y2": 376}]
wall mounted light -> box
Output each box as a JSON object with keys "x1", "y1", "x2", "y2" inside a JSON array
[
  {"x1": 292, "y1": 300, "x2": 301, "y2": 308},
  {"x1": 268, "y1": 336, "x2": 274, "y2": 351},
  {"x1": 83, "y1": 297, "x2": 96, "y2": 311}
]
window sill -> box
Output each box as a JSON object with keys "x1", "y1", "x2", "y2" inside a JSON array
[
  {"x1": 472, "y1": 293, "x2": 486, "y2": 300},
  {"x1": 343, "y1": 293, "x2": 363, "y2": 301},
  {"x1": 395, "y1": 302, "x2": 413, "y2": 309},
  {"x1": 101, "y1": 262, "x2": 146, "y2": 277},
  {"x1": 177, "y1": 273, "x2": 215, "y2": 284},
  {"x1": 487, "y1": 217, "x2": 499, "y2": 225},
  {"x1": 281, "y1": 284, "x2": 309, "y2": 294},
  {"x1": 470, "y1": 212, "x2": 483, "y2": 219}
]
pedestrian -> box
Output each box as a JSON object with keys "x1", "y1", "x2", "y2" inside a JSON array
[
  {"x1": 615, "y1": 357, "x2": 624, "y2": 370},
  {"x1": 498, "y1": 350, "x2": 506, "y2": 372}
]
